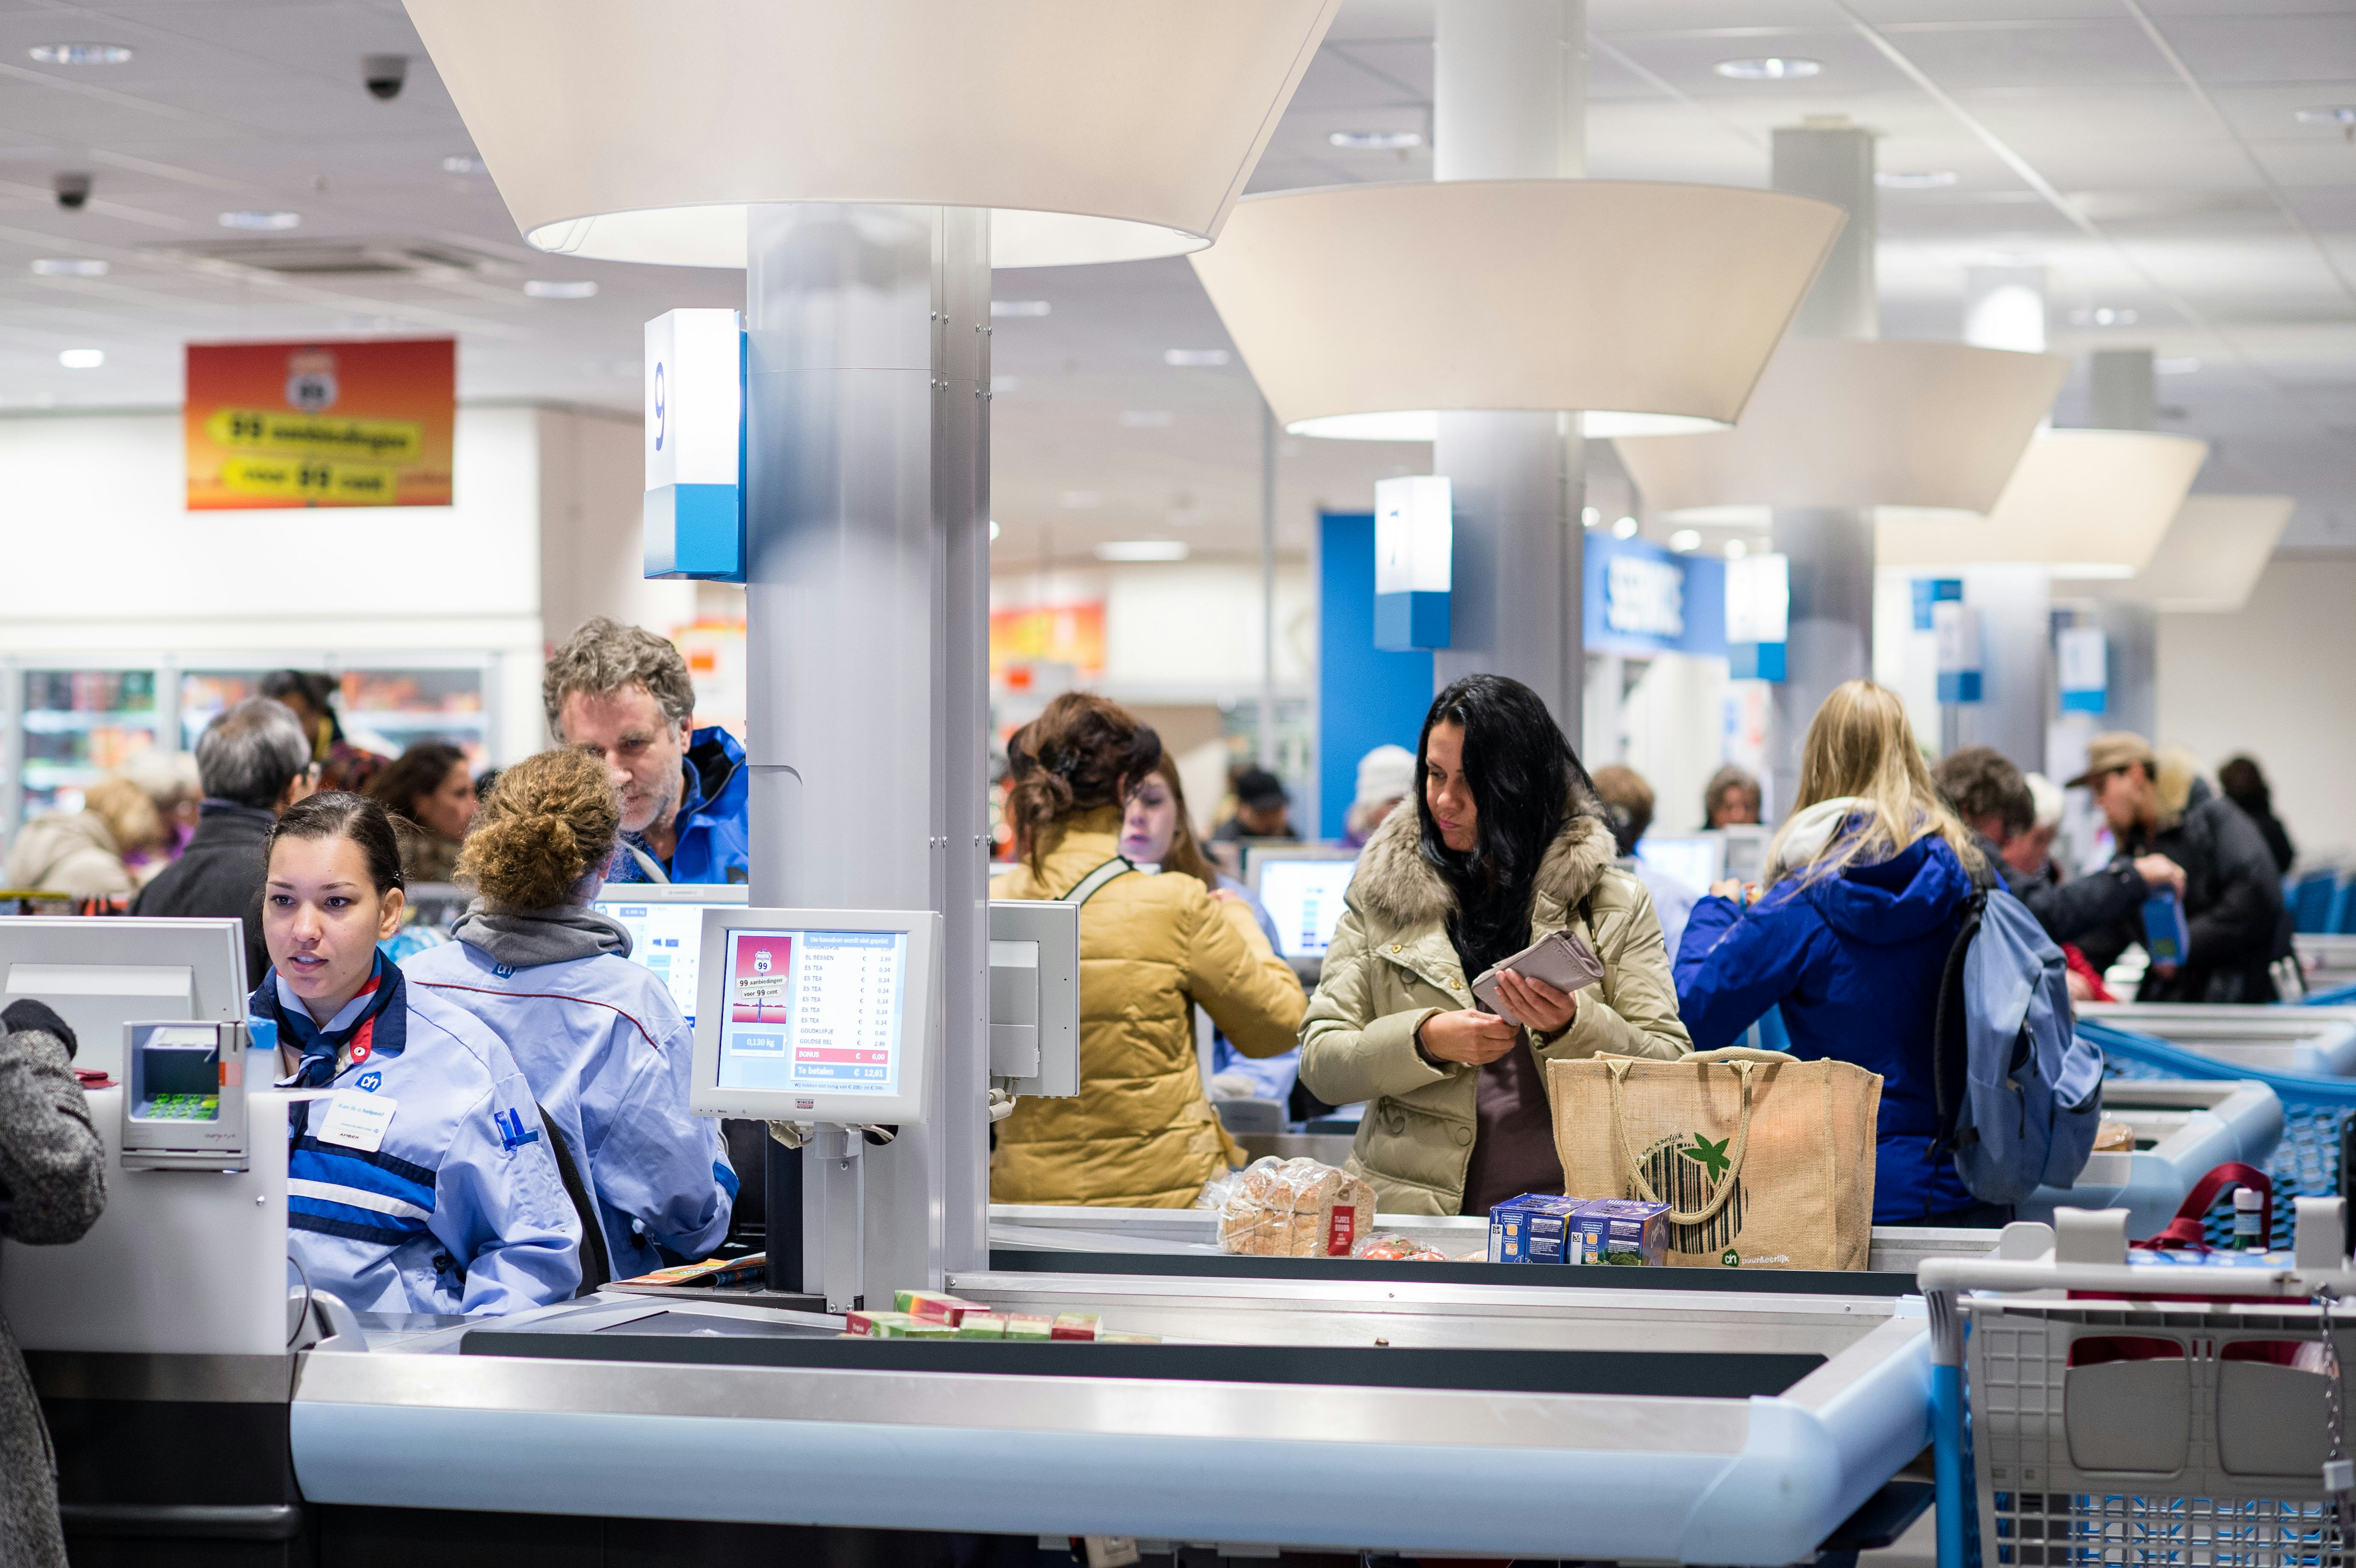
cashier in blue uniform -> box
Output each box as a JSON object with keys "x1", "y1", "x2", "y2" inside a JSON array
[
  {"x1": 543, "y1": 616, "x2": 749, "y2": 885},
  {"x1": 404, "y1": 747, "x2": 736, "y2": 1284},
  {"x1": 252, "y1": 792, "x2": 581, "y2": 1314}
]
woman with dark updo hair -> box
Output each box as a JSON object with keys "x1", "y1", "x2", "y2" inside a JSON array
[{"x1": 991, "y1": 692, "x2": 1306, "y2": 1207}]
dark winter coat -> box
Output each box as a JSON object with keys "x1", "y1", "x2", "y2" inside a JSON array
[
  {"x1": 2079, "y1": 795, "x2": 2287, "y2": 1003},
  {"x1": 1977, "y1": 834, "x2": 2146, "y2": 948},
  {"x1": 129, "y1": 800, "x2": 274, "y2": 986}
]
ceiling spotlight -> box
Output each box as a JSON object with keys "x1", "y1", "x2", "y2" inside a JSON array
[
  {"x1": 988, "y1": 520, "x2": 1001, "y2": 541},
  {"x1": 30, "y1": 44, "x2": 132, "y2": 65},
  {"x1": 1581, "y1": 506, "x2": 1600, "y2": 529},
  {"x1": 57, "y1": 348, "x2": 104, "y2": 369},
  {"x1": 219, "y1": 210, "x2": 299, "y2": 231},
  {"x1": 1163, "y1": 348, "x2": 1230, "y2": 367},
  {"x1": 442, "y1": 155, "x2": 487, "y2": 174},
  {"x1": 1669, "y1": 529, "x2": 1701, "y2": 553},
  {"x1": 1724, "y1": 538, "x2": 1749, "y2": 560},
  {"x1": 523, "y1": 279, "x2": 598, "y2": 299},
  {"x1": 1875, "y1": 170, "x2": 1957, "y2": 189},
  {"x1": 1714, "y1": 57, "x2": 1821, "y2": 81},
  {"x1": 2071, "y1": 307, "x2": 2138, "y2": 327},
  {"x1": 1612, "y1": 516, "x2": 1638, "y2": 539},
  {"x1": 1329, "y1": 129, "x2": 1423, "y2": 151},
  {"x1": 2295, "y1": 106, "x2": 2356, "y2": 134},
  {"x1": 991, "y1": 300, "x2": 1050, "y2": 318},
  {"x1": 1095, "y1": 540, "x2": 1189, "y2": 562},
  {"x1": 31, "y1": 259, "x2": 107, "y2": 277}
]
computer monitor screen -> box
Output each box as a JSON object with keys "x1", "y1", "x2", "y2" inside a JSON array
[
  {"x1": 690, "y1": 908, "x2": 937, "y2": 1125},
  {"x1": 1636, "y1": 835, "x2": 1723, "y2": 893},
  {"x1": 1253, "y1": 856, "x2": 1358, "y2": 959},
  {"x1": 591, "y1": 884, "x2": 748, "y2": 1025},
  {"x1": 0, "y1": 918, "x2": 246, "y2": 1083}
]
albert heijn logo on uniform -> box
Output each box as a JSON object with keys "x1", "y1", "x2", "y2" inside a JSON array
[
  {"x1": 492, "y1": 1108, "x2": 541, "y2": 1153},
  {"x1": 493, "y1": 963, "x2": 515, "y2": 979}
]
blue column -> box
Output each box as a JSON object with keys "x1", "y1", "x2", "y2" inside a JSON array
[{"x1": 1319, "y1": 512, "x2": 1434, "y2": 835}]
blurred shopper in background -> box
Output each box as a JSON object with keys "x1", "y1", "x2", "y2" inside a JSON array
[
  {"x1": 1677, "y1": 680, "x2": 1991, "y2": 1225},
  {"x1": 1702, "y1": 764, "x2": 1762, "y2": 829},
  {"x1": 404, "y1": 749, "x2": 735, "y2": 1287},
  {"x1": 1933, "y1": 745, "x2": 2180, "y2": 949},
  {"x1": 2073, "y1": 732, "x2": 2286, "y2": 1003},
  {"x1": 132, "y1": 699, "x2": 315, "y2": 985},
  {"x1": 116, "y1": 748, "x2": 202, "y2": 877},
  {"x1": 369, "y1": 741, "x2": 478, "y2": 884},
  {"x1": 1118, "y1": 752, "x2": 1298, "y2": 1105},
  {"x1": 3, "y1": 774, "x2": 162, "y2": 899},
  {"x1": 1301, "y1": 675, "x2": 1690, "y2": 1216},
  {"x1": 2005, "y1": 771, "x2": 2066, "y2": 881},
  {"x1": 991, "y1": 694, "x2": 1304, "y2": 1207},
  {"x1": 544, "y1": 618, "x2": 746, "y2": 885},
  {"x1": 1342, "y1": 744, "x2": 1417, "y2": 848},
  {"x1": 1591, "y1": 763, "x2": 1698, "y2": 959},
  {"x1": 2218, "y1": 754, "x2": 2296, "y2": 876},
  {"x1": 261, "y1": 670, "x2": 388, "y2": 795},
  {"x1": 1212, "y1": 766, "x2": 1297, "y2": 843},
  {"x1": 0, "y1": 998, "x2": 105, "y2": 1568}
]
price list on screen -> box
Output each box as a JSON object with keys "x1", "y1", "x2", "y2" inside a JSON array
[{"x1": 788, "y1": 930, "x2": 904, "y2": 1094}]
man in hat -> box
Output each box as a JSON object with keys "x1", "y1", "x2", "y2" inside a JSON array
[
  {"x1": 2071, "y1": 732, "x2": 2286, "y2": 1003},
  {"x1": 1212, "y1": 767, "x2": 1296, "y2": 843}
]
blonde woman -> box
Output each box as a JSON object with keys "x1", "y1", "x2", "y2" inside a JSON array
[
  {"x1": 4, "y1": 775, "x2": 164, "y2": 899},
  {"x1": 1674, "y1": 680, "x2": 1991, "y2": 1226}
]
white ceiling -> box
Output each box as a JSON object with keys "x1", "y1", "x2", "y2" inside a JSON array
[{"x1": 0, "y1": 0, "x2": 2351, "y2": 564}]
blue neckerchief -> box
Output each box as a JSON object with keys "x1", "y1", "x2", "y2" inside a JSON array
[{"x1": 252, "y1": 954, "x2": 408, "y2": 1132}]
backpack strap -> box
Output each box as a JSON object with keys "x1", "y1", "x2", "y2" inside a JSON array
[
  {"x1": 1930, "y1": 890, "x2": 1988, "y2": 1147},
  {"x1": 1060, "y1": 856, "x2": 1136, "y2": 908}
]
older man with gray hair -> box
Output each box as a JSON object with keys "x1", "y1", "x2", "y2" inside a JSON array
[
  {"x1": 131, "y1": 697, "x2": 316, "y2": 986},
  {"x1": 543, "y1": 616, "x2": 747, "y2": 884}
]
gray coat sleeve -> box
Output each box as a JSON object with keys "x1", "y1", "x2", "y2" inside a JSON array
[{"x1": 0, "y1": 1030, "x2": 105, "y2": 1246}]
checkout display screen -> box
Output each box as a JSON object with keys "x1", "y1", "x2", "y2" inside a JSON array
[
  {"x1": 716, "y1": 929, "x2": 908, "y2": 1097},
  {"x1": 594, "y1": 900, "x2": 721, "y2": 1023},
  {"x1": 1256, "y1": 858, "x2": 1356, "y2": 958}
]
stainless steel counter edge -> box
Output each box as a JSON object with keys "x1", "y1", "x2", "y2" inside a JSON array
[{"x1": 28, "y1": 1349, "x2": 296, "y2": 1404}]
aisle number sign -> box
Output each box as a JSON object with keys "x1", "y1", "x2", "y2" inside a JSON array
[{"x1": 185, "y1": 338, "x2": 455, "y2": 510}]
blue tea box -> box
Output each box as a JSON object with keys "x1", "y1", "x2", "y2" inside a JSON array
[
  {"x1": 1486, "y1": 1194, "x2": 1587, "y2": 1263},
  {"x1": 2142, "y1": 892, "x2": 2190, "y2": 967},
  {"x1": 1568, "y1": 1199, "x2": 1670, "y2": 1266}
]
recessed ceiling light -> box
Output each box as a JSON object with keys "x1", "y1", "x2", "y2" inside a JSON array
[
  {"x1": 57, "y1": 348, "x2": 104, "y2": 369},
  {"x1": 988, "y1": 520, "x2": 1001, "y2": 541},
  {"x1": 30, "y1": 44, "x2": 132, "y2": 65},
  {"x1": 2071, "y1": 307, "x2": 2138, "y2": 327},
  {"x1": 1329, "y1": 130, "x2": 1423, "y2": 151},
  {"x1": 2295, "y1": 106, "x2": 2356, "y2": 130},
  {"x1": 1120, "y1": 410, "x2": 1173, "y2": 428},
  {"x1": 219, "y1": 210, "x2": 299, "y2": 231},
  {"x1": 1714, "y1": 57, "x2": 1821, "y2": 81},
  {"x1": 442, "y1": 155, "x2": 487, "y2": 174},
  {"x1": 30, "y1": 259, "x2": 107, "y2": 277},
  {"x1": 2156, "y1": 356, "x2": 2201, "y2": 376},
  {"x1": 1581, "y1": 506, "x2": 1600, "y2": 529},
  {"x1": 523, "y1": 279, "x2": 598, "y2": 299},
  {"x1": 1612, "y1": 516, "x2": 1638, "y2": 539},
  {"x1": 1724, "y1": 538, "x2": 1749, "y2": 560},
  {"x1": 1163, "y1": 348, "x2": 1230, "y2": 367},
  {"x1": 991, "y1": 299, "x2": 1050, "y2": 318},
  {"x1": 1669, "y1": 529, "x2": 1701, "y2": 553},
  {"x1": 1095, "y1": 540, "x2": 1189, "y2": 562},
  {"x1": 1876, "y1": 170, "x2": 1957, "y2": 190}
]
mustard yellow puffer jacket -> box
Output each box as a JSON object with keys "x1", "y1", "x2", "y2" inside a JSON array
[{"x1": 990, "y1": 808, "x2": 1307, "y2": 1207}]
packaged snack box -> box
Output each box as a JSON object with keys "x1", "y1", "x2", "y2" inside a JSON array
[
  {"x1": 954, "y1": 1313, "x2": 1008, "y2": 1339},
  {"x1": 894, "y1": 1289, "x2": 986, "y2": 1326},
  {"x1": 1569, "y1": 1199, "x2": 1668, "y2": 1266},
  {"x1": 1486, "y1": 1194, "x2": 1586, "y2": 1263},
  {"x1": 1049, "y1": 1312, "x2": 1101, "y2": 1341},
  {"x1": 845, "y1": 1309, "x2": 918, "y2": 1337},
  {"x1": 1003, "y1": 1313, "x2": 1054, "y2": 1340},
  {"x1": 1096, "y1": 1331, "x2": 1162, "y2": 1344}
]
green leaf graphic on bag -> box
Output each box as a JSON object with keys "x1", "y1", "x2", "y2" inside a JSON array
[{"x1": 1680, "y1": 1133, "x2": 1732, "y2": 1181}]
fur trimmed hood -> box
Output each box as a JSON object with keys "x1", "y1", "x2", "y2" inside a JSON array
[{"x1": 1347, "y1": 795, "x2": 1618, "y2": 930}]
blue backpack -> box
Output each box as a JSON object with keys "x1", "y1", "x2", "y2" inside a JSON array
[{"x1": 1932, "y1": 885, "x2": 2105, "y2": 1205}]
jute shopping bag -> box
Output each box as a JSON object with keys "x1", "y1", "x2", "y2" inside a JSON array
[{"x1": 1548, "y1": 1047, "x2": 1881, "y2": 1270}]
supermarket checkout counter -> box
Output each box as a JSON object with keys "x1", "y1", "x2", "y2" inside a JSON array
[
  {"x1": 2017, "y1": 1076, "x2": 2281, "y2": 1236},
  {"x1": 2079, "y1": 1001, "x2": 2356, "y2": 1075}
]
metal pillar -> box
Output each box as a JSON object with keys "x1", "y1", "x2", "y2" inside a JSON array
[
  {"x1": 2084, "y1": 347, "x2": 2160, "y2": 740},
  {"x1": 742, "y1": 203, "x2": 991, "y2": 1309},
  {"x1": 1429, "y1": 0, "x2": 1585, "y2": 738},
  {"x1": 1768, "y1": 124, "x2": 1877, "y2": 817},
  {"x1": 1952, "y1": 267, "x2": 2051, "y2": 771},
  {"x1": 1259, "y1": 400, "x2": 1278, "y2": 768}
]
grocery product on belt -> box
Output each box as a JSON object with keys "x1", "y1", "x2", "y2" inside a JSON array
[
  {"x1": 894, "y1": 1289, "x2": 988, "y2": 1326},
  {"x1": 1351, "y1": 1232, "x2": 1448, "y2": 1262},
  {"x1": 1486, "y1": 1195, "x2": 1587, "y2": 1263},
  {"x1": 1213, "y1": 1156, "x2": 1377, "y2": 1257},
  {"x1": 1570, "y1": 1198, "x2": 1669, "y2": 1266},
  {"x1": 844, "y1": 1309, "x2": 953, "y2": 1338},
  {"x1": 1049, "y1": 1312, "x2": 1101, "y2": 1341},
  {"x1": 1003, "y1": 1313, "x2": 1054, "y2": 1340},
  {"x1": 955, "y1": 1312, "x2": 1009, "y2": 1339}
]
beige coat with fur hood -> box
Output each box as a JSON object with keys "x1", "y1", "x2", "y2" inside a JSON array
[{"x1": 1298, "y1": 800, "x2": 1691, "y2": 1214}]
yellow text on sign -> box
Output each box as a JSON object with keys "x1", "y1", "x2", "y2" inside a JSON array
[
  {"x1": 220, "y1": 456, "x2": 400, "y2": 506},
  {"x1": 205, "y1": 408, "x2": 425, "y2": 463}
]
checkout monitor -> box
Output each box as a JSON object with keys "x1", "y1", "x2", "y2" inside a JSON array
[
  {"x1": 689, "y1": 907, "x2": 939, "y2": 1126},
  {"x1": 0, "y1": 917, "x2": 248, "y2": 1083},
  {"x1": 1635, "y1": 834, "x2": 1724, "y2": 893},
  {"x1": 591, "y1": 883, "x2": 750, "y2": 1026},
  {"x1": 1247, "y1": 848, "x2": 1359, "y2": 960}
]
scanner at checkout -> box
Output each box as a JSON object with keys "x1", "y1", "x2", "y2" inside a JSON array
[{"x1": 120, "y1": 1019, "x2": 252, "y2": 1172}]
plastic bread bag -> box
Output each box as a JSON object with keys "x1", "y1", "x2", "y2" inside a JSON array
[{"x1": 1216, "y1": 1157, "x2": 1375, "y2": 1257}]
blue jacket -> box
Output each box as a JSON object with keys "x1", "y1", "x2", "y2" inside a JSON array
[
  {"x1": 1674, "y1": 830, "x2": 1976, "y2": 1222},
  {"x1": 606, "y1": 726, "x2": 749, "y2": 885},
  {"x1": 260, "y1": 974, "x2": 583, "y2": 1314},
  {"x1": 404, "y1": 927, "x2": 736, "y2": 1281}
]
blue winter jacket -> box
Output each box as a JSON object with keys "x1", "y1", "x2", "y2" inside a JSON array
[
  {"x1": 404, "y1": 915, "x2": 736, "y2": 1281},
  {"x1": 605, "y1": 726, "x2": 749, "y2": 885},
  {"x1": 1674, "y1": 830, "x2": 1976, "y2": 1222}
]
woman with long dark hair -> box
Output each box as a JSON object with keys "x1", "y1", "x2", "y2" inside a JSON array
[{"x1": 1299, "y1": 674, "x2": 1690, "y2": 1215}]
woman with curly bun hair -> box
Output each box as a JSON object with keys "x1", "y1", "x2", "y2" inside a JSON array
[
  {"x1": 402, "y1": 748, "x2": 735, "y2": 1285},
  {"x1": 991, "y1": 692, "x2": 1306, "y2": 1207}
]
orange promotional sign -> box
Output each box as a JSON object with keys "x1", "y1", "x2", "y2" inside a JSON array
[
  {"x1": 990, "y1": 602, "x2": 1106, "y2": 680},
  {"x1": 185, "y1": 337, "x2": 455, "y2": 510}
]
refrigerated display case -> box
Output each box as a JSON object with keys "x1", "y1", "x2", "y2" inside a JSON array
[
  {"x1": 178, "y1": 664, "x2": 490, "y2": 771},
  {"x1": 17, "y1": 666, "x2": 164, "y2": 823}
]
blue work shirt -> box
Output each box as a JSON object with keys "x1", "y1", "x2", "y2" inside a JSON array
[
  {"x1": 605, "y1": 726, "x2": 749, "y2": 885},
  {"x1": 404, "y1": 931, "x2": 736, "y2": 1281}
]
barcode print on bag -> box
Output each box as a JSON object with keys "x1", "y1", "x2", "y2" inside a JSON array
[{"x1": 1636, "y1": 1136, "x2": 1746, "y2": 1254}]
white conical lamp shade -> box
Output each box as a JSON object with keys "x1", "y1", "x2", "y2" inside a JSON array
[
  {"x1": 403, "y1": 0, "x2": 1340, "y2": 269},
  {"x1": 1613, "y1": 340, "x2": 2069, "y2": 516},
  {"x1": 1187, "y1": 179, "x2": 1846, "y2": 431},
  {"x1": 1876, "y1": 430, "x2": 2209, "y2": 579},
  {"x1": 2088, "y1": 494, "x2": 2294, "y2": 612}
]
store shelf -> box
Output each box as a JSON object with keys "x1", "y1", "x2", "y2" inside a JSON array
[{"x1": 21, "y1": 710, "x2": 161, "y2": 733}]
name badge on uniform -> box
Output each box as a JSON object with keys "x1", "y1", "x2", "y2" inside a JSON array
[{"x1": 316, "y1": 1090, "x2": 397, "y2": 1153}]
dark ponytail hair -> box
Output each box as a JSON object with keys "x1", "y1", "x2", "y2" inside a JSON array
[
  {"x1": 1005, "y1": 693, "x2": 1162, "y2": 874},
  {"x1": 1416, "y1": 674, "x2": 1600, "y2": 973},
  {"x1": 266, "y1": 791, "x2": 406, "y2": 897}
]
